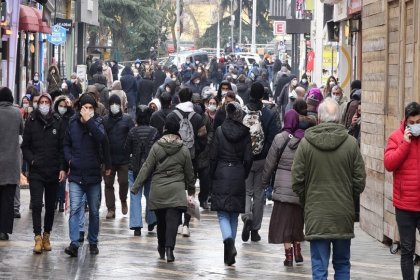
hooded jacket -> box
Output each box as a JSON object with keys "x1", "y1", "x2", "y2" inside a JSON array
[
  {"x1": 292, "y1": 122, "x2": 366, "y2": 240},
  {"x1": 210, "y1": 119, "x2": 252, "y2": 213},
  {"x1": 93, "y1": 75, "x2": 110, "y2": 107},
  {"x1": 131, "y1": 134, "x2": 195, "y2": 210},
  {"x1": 120, "y1": 66, "x2": 138, "y2": 108},
  {"x1": 110, "y1": 81, "x2": 128, "y2": 111},
  {"x1": 384, "y1": 120, "x2": 420, "y2": 211},
  {"x1": 53, "y1": 95, "x2": 75, "y2": 128},
  {"x1": 47, "y1": 65, "x2": 61, "y2": 93},
  {"x1": 137, "y1": 75, "x2": 154, "y2": 105}
]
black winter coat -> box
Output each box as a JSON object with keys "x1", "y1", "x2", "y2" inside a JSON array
[
  {"x1": 103, "y1": 112, "x2": 135, "y2": 166},
  {"x1": 236, "y1": 82, "x2": 250, "y2": 105},
  {"x1": 95, "y1": 83, "x2": 110, "y2": 108},
  {"x1": 64, "y1": 115, "x2": 110, "y2": 185},
  {"x1": 125, "y1": 125, "x2": 159, "y2": 174},
  {"x1": 21, "y1": 111, "x2": 65, "y2": 182},
  {"x1": 150, "y1": 108, "x2": 172, "y2": 135},
  {"x1": 153, "y1": 69, "x2": 167, "y2": 93},
  {"x1": 120, "y1": 67, "x2": 138, "y2": 108},
  {"x1": 137, "y1": 78, "x2": 154, "y2": 105},
  {"x1": 210, "y1": 119, "x2": 253, "y2": 213}
]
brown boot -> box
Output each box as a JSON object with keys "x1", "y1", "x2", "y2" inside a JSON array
[
  {"x1": 33, "y1": 235, "x2": 43, "y2": 254},
  {"x1": 42, "y1": 232, "x2": 52, "y2": 251},
  {"x1": 106, "y1": 209, "x2": 115, "y2": 219},
  {"x1": 293, "y1": 242, "x2": 303, "y2": 263},
  {"x1": 121, "y1": 201, "x2": 128, "y2": 215},
  {"x1": 284, "y1": 247, "x2": 293, "y2": 267}
]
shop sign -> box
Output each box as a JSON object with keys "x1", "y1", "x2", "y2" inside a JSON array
[
  {"x1": 47, "y1": 25, "x2": 67, "y2": 45},
  {"x1": 55, "y1": 18, "x2": 73, "y2": 34}
]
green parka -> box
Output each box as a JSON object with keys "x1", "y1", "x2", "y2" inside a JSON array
[
  {"x1": 132, "y1": 134, "x2": 195, "y2": 210},
  {"x1": 292, "y1": 122, "x2": 366, "y2": 240}
]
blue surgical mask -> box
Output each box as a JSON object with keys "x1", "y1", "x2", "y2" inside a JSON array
[{"x1": 409, "y1": 124, "x2": 420, "y2": 137}]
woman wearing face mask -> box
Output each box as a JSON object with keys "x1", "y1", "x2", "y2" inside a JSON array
[
  {"x1": 69, "y1": 73, "x2": 83, "y2": 100},
  {"x1": 21, "y1": 93, "x2": 66, "y2": 254},
  {"x1": 32, "y1": 72, "x2": 44, "y2": 93},
  {"x1": 298, "y1": 73, "x2": 309, "y2": 91},
  {"x1": 47, "y1": 65, "x2": 61, "y2": 94},
  {"x1": 278, "y1": 75, "x2": 298, "y2": 122},
  {"x1": 323, "y1": 75, "x2": 338, "y2": 98},
  {"x1": 206, "y1": 97, "x2": 219, "y2": 122},
  {"x1": 20, "y1": 96, "x2": 32, "y2": 122},
  {"x1": 214, "y1": 89, "x2": 236, "y2": 130},
  {"x1": 53, "y1": 96, "x2": 74, "y2": 212},
  {"x1": 384, "y1": 102, "x2": 420, "y2": 280},
  {"x1": 330, "y1": 85, "x2": 348, "y2": 125}
]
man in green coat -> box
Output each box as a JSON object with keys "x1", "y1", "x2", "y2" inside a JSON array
[{"x1": 292, "y1": 98, "x2": 366, "y2": 280}]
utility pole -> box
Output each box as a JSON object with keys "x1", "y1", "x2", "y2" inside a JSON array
[
  {"x1": 251, "y1": 0, "x2": 257, "y2": 53},
  {"x1": 239, "y1": 0, "x2": 242, "y2": 47},
  {"x1": 176, "y1": 0, "x2": 180, "y2": 64},
  {"x1": 230, "y1": 0, "x2": 234, "y2": 53},
  {"x1": 216, "y1": 0, "x2": 220, "y2": 58}
]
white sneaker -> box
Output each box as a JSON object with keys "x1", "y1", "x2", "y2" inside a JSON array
[
  {"x1": 182, "y1": 225, "x2": 190, "y2": 237},
  {"x1": 177, "y1": 225, "x2": 183, "y2": 235}
]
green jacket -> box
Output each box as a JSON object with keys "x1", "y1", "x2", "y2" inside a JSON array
[
  {"x1": 132, "y1": 134, "x2": 195, "y2": 210},
  {"x1": 292, "y1": 122, "x2": 366, "y2": 240}
]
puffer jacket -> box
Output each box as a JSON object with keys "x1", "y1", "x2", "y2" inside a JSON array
[
  {"x1": 384, "y1": 120, "x2": 420, "y2": 211},
  {"x1": 94, "y1": 82, "x2": 110, "y2": 108},
  {"x1": 103, "y1": 112, "x2": 135, "y2": 166},
  {"x1": 132, "y1": 134, "x2": 195, "y2": 210},
  {"x1": 210, "y1": 119, "x2": 252, "y2": 213},
  {"x1": 125, "y1": 125, "x2": 159, "y2": 174},
  {"x1": 262, "y1": 131, "x2": 301, "y2": 204},
  {"x1": 21, "y1": 111, "x2": 65, "y2": 182},
  {"x1": 292, "y1": 122, "x2": 366, "y2": 240}
]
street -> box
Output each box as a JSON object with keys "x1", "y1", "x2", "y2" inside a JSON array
[{"x1": 0, "y1": 186, "x2": 402, "y2": 280}]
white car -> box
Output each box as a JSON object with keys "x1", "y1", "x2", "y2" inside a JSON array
[{"x1": 233, "y1": 52, "x2": 262, "y2": 67}]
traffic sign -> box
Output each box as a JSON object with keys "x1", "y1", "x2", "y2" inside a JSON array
[
  {"x1": 47, "y1": 25, "x2": 67, "y2": 46},
  {"x1": 273, "y1": 21, "x2": 287, "y2": 36}
]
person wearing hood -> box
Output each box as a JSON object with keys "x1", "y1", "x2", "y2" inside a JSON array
[
  {"x1": 150, "y1": 92, "x2": 173, "y2": 135},
  {"x1": 102, "y1": 62, "x2": 113, "y2": 89},
  {"x1": 185, "y1": 72, "x2": 204, "y2": 95},
  {"x1": 53, "y1": 95, "x2": 75, "y2": 212},
  {"x1": 84, "y1": 86, "x2": 108, "y2": 117},
  {"x1": 102, "y1": 95, "x2": 135, "y2": 219},
  {"x1": 32, "y1": 72, "x2": 44, "y2": 93},
  {"x1": 155, "y1": 78, "x2": 179, "y2": 107},
  {"x1": 137, "y1": 71, "x2": 154, "y2": 106},
  {"x1": 68, "y1": 73, "x2": 83, "y2": 100},
  {"x1": 120, "y1": 66, "x2": 138, "y2": 119},
  {"x1": 236, "y1": 74, "x2": 250, "y2": 105},
  {"x1": 181, "y1": 57, "x2": 194, "y2": 84},
  {"x1": 262, "y1": 109, "x2": 306, "y2": 267},
  {"x1": 153, "y1": 64, "x2": 167, "y2": 93},
  {"x1": 64, "y1": 94, "x2": 111, "y2": 257},
  {"x1": 0, "y1": 87, "x2": 23, "y2": 241},
  {"x1": 47, "y1": 65, "x2": 61, "y2": 94},
  {"x1": 214, "y1": 89, "x2": 237, "y2": 130},
  {"x1": 131, "y1": 117, "x2": 195, "y2": 262},
  {"x1": 210, "y1": 101, "x2": 252, "y2": 266},
  {"x1": 241, "y1": 82, "x2": 281, "y2": 243},
  {"x1": 148, "y1": 98, "x2": 161, "y2": 112},
  {"x1": 299, "y1": 73, "x2": 309, "y2": 91},
  {"x1": 277, "y1": 75, "x2": 298, "y2": 122},
  {"x1": 274, "y1": 66, "x2": 290, "y2": 95},
  {"x1": 165, "y1": 87, "x2": 206, "y2": 237},
  {"x1": 344, "y1": 87, "x2": 362, "y2": 129},
  {"x1": 21, "y1": 93, "x2": 66, "y2": 254},
  {"x1": 109, "y1": 80, "x2": 128, "y2": 112},
  {"x1": 331, "y1": 85, "x2": 348, "y2": 124},
  {"x1": 292, "y1": 98, "x2": 366, "y2": 280},
  {"x1": 93, "y1": 72, "x2": 110, "y2": 108},
  {"x1": 384, "y1": 102, "x2": 420, "y2": 280}
]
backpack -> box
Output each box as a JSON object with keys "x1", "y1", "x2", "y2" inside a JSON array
[
  {"x1": 136, "y1": 131, "x2": 154, "y2": 172},
  {"x1": 173, "y1": 110, "x2": 196, "y2": 159},
  {"x1": 242, "y1": 106, "x2": 265, "y2": 155}
]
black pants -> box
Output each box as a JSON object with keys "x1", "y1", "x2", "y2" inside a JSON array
[
  {"x1": 396, "y1": 208, "x2": 420, "y2": 280},
  {"x1": 155, "y1": 208, "x2": 182, "y2": 249},
  {"x1": 0, "y1": 184, "x2": 16, "y2": 234},
  {"x1": 198, "y1": 166, "x2": 210, "y2": 204},
  {"x1": 30, "y1": 179, "x2": 58, "y2": 235}
]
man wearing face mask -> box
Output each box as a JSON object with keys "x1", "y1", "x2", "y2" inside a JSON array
[
  {"x1": 102, "y1": 95, "x2": 135, "y2": 219},
  {"x1": 21, "y1": 93, "x2": 66, "y2": 254},
  {"x1": 186, "y1": 73, "x2": 203, "y2": 95},
  {"x1": 331, "y1": 85, "x2": 348, "y2": 125},
  {"x1": 69, "y1": 73, "x2": 83, "y2": 100},
  {"x1": 384, "y1": 102, "x2": 420, "y2": 280},
  {"x1": 278, "y1": 75, "x2": 298, "y2": 122},
  {"x1": 64, "y1": 94, "x2": 111, "y2": 257}
]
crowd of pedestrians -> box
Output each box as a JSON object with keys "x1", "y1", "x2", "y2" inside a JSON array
[{"x1": 0, "y1": 53, "x2": 418, "y2": 279}]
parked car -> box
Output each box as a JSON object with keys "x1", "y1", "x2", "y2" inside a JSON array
[{"x1": 163, "y1": 50, "x2": 209, "y2": 69}]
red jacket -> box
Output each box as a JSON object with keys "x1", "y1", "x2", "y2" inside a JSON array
[{"x1": 384, "y1": 120, "x2": 420, "y2": 211}]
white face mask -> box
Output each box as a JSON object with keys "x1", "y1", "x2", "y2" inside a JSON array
[
  {"x1": 61, "y1": 83, "x2": 67, "y2": 89},
  {"x1": 51, "y1": 70, "x2": 55, "y2": 74},
  {"x1": 33, "y1": 76, "x2": 39, "y2": 82},
  {"x1": 221, "y1": 90, "x2": 228, "y2": 97},
  {"x1": 23, "y1": 103, "x2": 30, "y2": 108},
  {"x1": 39, "y1": 104, "x2": 50, "y2": 116},
  {"x1": 58, "y1": 106, "x2": 67, "y2": 115},
  {"x1": 110, "y1": 104, "x2": 120, "y2": 114},
  {"x1": 329, "y1": 81, "x2": 336, "y2": 87},
  {"x1": 165, "y1": 87, "x2": 171, "y2": 93},
  {"x1": 333, "y1": 95, "x2": 341, "y2": 102},
  {"x1": 208, "y1": 104, "x2": 217, "y2": 112},
  {"x1": 194, "y1": 79, "x2": 200, "y2": 84},
  {"x1": 409, "y1": 124, "x2": 420, "y2": 137},
  {"x1": 302, "y1": 79, "x2": 307, "y2": 84},
  {"x1": 89, "y1": 110, "x2": 95, "y2": 118}
]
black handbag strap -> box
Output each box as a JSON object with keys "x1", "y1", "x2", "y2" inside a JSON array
[{"x1": 275, "y1": 133, "x2": 293, "y2": 167}]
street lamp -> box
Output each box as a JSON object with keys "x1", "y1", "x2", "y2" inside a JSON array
[{"x1": 251, "y1": 0, "x2": 257, "y2": 53}]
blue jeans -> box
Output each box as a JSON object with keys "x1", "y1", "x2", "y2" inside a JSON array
[
  {"x1": 128, "y1": 170, "x2": 156, "y2": 229},
  {"x1": 79, "y1": 194, "x2": 87, "y2": 233},
  {"x1": 68, "y1": 182, "x2": 101, "y2": 247},
  {"x1": 217, "y1": 211, "x2": 239, "y2": 241},
  {"x1": 310, "y1": 239, "x2": 351, "y2": 280}
]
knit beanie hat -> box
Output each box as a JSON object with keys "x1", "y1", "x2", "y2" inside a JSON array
[
  {"x1": 109, "y1": 94, "x2": 121, "y2": 106},
  {"x1": 164, "y1": 116, "x2": 180, "y2": 134},
  {"x1": 80, "y1": 93, "x2": 97, "y2": 108},
  {"x1": 226, "y1": 101, "x2": 243, "y2": 122},
  {"x1": 250, "y1": 82, "x2": 264, "y2": 100},
  {"x1": 0, "y1": 87, "x2": 14, "y2": 103}
]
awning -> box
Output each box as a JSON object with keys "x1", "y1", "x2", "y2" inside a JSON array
[
  {"x1": 19, "y1": 5, "x2": 39, "y2": 32},
  {"x1": 33, "y1": 9, "x2": 51, "y2": 34}
]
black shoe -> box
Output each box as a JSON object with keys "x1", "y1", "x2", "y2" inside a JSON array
[
  {"x1": 59, "y1": 201, "x2": 64, "y2": 212},
  {"x1": 14, "y1": 212, "x2": 21, "y2": 219},
  {"x1": 64, "y1": 244, "x2": 78, "y2": 257},
  {"x1": 165, "y1": 247, "x2": 175, "y2": 262},
  {"x1": 85, "y1": 203, "x2": 89, "y2": 212},
  {"x1": 134, "y1": 229, "x2": 141, "y2": 236},
  {"x1": 157, "y1": 246, "x2": 165, "y2": 259},
  {"x1": 251, "y1": 230, "x2": 261, "y2": 242},
  {"x1": 200, "y1": 201, "x2": 210, "y2": 210},
  {"x1": 148, "y1": 222, "x2": 156, "y2": 232},
  {"x1": 78, "y1": 232, "x2": 85, "y2": 243},
  {"x1": 224, "y1": 238, "x2": 237, "y2": 266},
  {"x1": 89, "y1": 244, "x2": 99, "y2": 255},
  {"x1": 242, "y1": 218, "x2": 252, "y2": 242},
  {"x1": 0, "y1": 232, "x2": 9, "y2": 241}
]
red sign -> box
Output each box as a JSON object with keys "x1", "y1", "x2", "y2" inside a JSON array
[
  {"x1": 306, "y1": 50, "x2": 315, "y2": 72},
  {"x1": 273, "y1": 21, "x2": 287, "y2": 36},
  {"x1": 348, "y1": 0, "x2": 362, "y2": 14}
]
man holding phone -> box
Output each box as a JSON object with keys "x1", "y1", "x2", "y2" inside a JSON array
[
  {"x1": 63, "y1": 94, "x2": 111, "y2": 257},
  {"x1": 384, "y1": 102, "x2": 420, "y2": 280}
]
